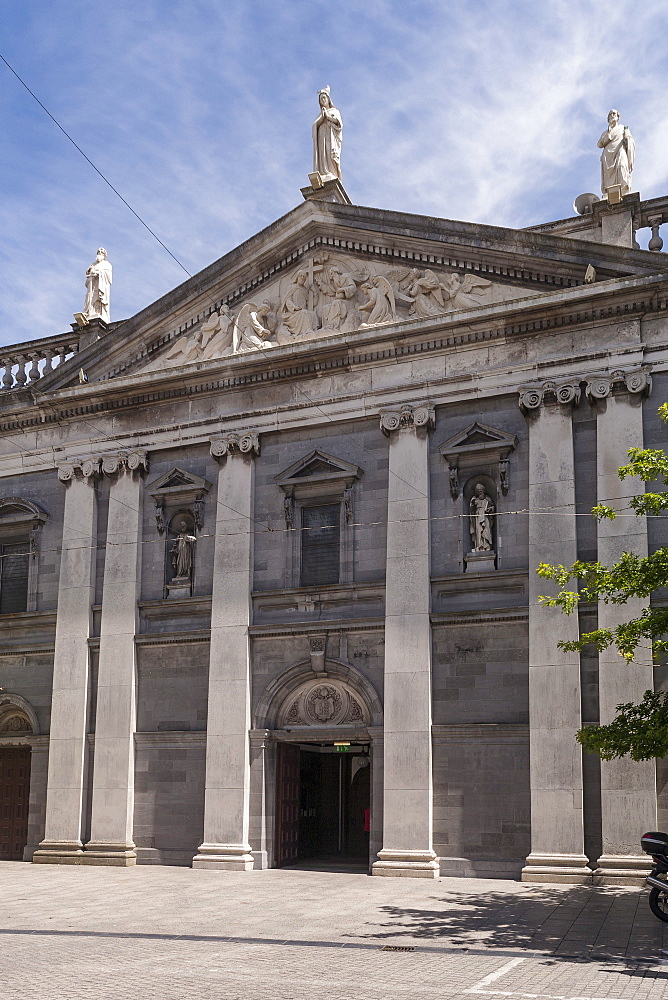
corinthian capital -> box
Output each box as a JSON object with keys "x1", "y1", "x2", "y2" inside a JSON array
[
  {"x1": 379, "y1": 403, "x2": 435, "y2": 436},
  {"x1": 210, "y1": 431, "x2": 261, "y2": 460},
  {"x1": 518, "y1": 379, "x2": 581, "y2": 413}
]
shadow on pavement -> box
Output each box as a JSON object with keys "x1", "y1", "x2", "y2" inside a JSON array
[{"x1": 345, "y1": 884, "x2": 667, "y2": 960}]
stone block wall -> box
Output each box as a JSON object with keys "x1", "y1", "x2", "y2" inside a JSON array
[
  {"x1": 136, "y1": 642, "x2": 209, "y2": 733},
  {"x1": 133, "y1": 740, "x2": 205, "y2": 865},
  {"x1": 433, "y1": 727, "x2": 531, "y2": 877}
]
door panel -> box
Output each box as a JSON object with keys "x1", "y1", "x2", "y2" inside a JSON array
[
  {"x1": 0, "y1": 747, "x2": 31, "y2": 860},
  {"x1": 275, "y1": 743, "x2": 300, "y2": 867}
]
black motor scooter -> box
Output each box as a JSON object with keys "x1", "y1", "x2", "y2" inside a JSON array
[{"x1": 641, "y1": 832, "x2": 668, "y2": 921}]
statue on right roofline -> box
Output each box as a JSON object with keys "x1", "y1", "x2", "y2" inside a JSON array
[{"x1": 598, "y1": 109, "x2": 635, "y2": 199}]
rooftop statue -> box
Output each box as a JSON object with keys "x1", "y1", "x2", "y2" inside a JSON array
[
  {"x1": 81, "y1": 247, "x2": 112, "y2": 324},
  {"x1": 312, "y1": 86, "x2": 343, "y2": 184},
  {"x1": 598, "y1": 109, "x2": 635, "y2": 199}
]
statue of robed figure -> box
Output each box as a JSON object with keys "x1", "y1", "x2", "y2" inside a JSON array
[
  {"x1": 82, "y1": 248, "x2": 112, "y2": 324},
  {"x1": 312, "y1": 86, "x2": 343, "y2": 184},
  {"x1": 469, "y1": 484, "x2": 495, "y2": 552},
  {"x1": 598, "y1": 109, "x2": 635, "y2": 199}
]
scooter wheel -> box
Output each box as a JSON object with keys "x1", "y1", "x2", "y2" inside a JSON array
[{"x1": 649, "y1": 885, "x2": 668, "y2": 922}]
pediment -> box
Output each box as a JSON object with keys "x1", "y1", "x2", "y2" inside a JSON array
[
  {"x1": 439, "y1": 422, "x2": 518, "y2": 462},
  {"x1": 36, "y1": 198, "x2": 667, "y2": 393},
  {"x1": 147, "y1": 468, "x2": 211, "y2": 500},
  {"x1": 275, "y1": 450, "x2": 362, "y2": 493}
]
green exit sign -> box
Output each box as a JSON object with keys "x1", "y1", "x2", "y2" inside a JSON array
[{"x1": 334, "y1": 742, "x2": 350, "y2": 752}]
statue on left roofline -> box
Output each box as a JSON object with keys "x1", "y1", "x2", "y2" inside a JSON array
[{"x1": 76, "y1": 247, "x2": 112, "y2": 326}]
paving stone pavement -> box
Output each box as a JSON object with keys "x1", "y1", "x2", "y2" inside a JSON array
[{"x1": 2, "y1": 862, "x2": 668, "y2": 1000}]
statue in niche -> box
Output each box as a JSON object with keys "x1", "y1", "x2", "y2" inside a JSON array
[
  {"x1": 598, "y1": 109, "x2": 635, "y2": 198},
  {"x1": 359, "y1": 275, "x2": 396, "y2": 326},
  {"x1": 443, "y1": 272, "x2": 492, "y2": 310},
  {"x1": 281, "y1": 271, "x2": 316, "y2": 338},
  {"x1": 232, "y1": 302, "x2": 279, "y2": 353},
  {"x1": 312, "y1": 86, "x2": 343, "y2": 183},
  {"x1": 469, "y1": 483, "x2": 495, "y2": 552},
  {"x1": 170, "y1": 518, "x2": 197, "y2": 581},
  {"x1": 81, "y1": 248, "x2": 112, "y2": 324}
]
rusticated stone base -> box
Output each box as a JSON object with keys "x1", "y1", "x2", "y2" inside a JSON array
[
  {"x1": 521, "y1": 852, "x2": 592, "y2": 884},
  {"x1": 80, "y1": 842, "x2": 137, "y2": 866},
  {"x1": 33, "y1": 840, "x2": 85, "y2": 865},
  {"x1": 192, "y1": 843, "x2": 255, "y2": 871},
  {"x1": 372, "y1": 849, "x2": 440, "y2": 878},
  {"x1": 593, "y1": 854, "x2": 652, "y2": 886}
]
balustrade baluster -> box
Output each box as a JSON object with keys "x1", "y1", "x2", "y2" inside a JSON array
[
  {"x1": 648, "y1": 215, "x2": 664, "y2": 252},
  {"x1": 26, "y1": 354, "x2": 41, "y2": 384},
  {"x1": 14, "y1": 356, "x2": 27, "y2": 387},
  {"x1": 2, "y1": 359, "x2": 15, "y2": 390}
]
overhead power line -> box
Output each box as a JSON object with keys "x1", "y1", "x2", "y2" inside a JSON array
[{"x1": 0, "y1": 52, "x2": 193, "y2": 279}]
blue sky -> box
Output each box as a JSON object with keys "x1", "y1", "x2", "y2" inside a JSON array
[{"x1": 1, "y1": 0, "x2": 667, "y2": 347}]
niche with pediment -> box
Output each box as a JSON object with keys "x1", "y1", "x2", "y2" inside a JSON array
[
  {"x1": 0, "y1": 498, "x2": 47, "y2": 614},
  {"x1": 438, "y1": 423, "x2": 516, "y2": 574},
  {"x1": 147, "y1": 468, "x2": 211, "y2": 599},
  {"x1": 275, "y1": 450, "x2": 362, "y2": 588}
]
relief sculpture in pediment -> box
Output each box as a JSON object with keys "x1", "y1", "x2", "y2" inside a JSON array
[{"x1": 144, "y1": 251, "x2": 523, "y2": 372}]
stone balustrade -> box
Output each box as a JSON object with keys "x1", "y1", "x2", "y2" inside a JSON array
[{"x1": 0, "y1": 332, "x2": 79, "y2": 391}]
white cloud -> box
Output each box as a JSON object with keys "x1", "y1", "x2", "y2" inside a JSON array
[{"x1": 0, "y1": 0, "x2": 667, "y2": 346}]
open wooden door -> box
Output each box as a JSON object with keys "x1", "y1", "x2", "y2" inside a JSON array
[
  {"x1": 0, "y1": 747, "x2": 31, "y2": 860},
  {"x1": 275, "y1": 742, "x2": 300, "y2": 867}
]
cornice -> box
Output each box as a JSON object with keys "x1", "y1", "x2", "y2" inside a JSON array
[
  {"x1": 2, "y1": 272, "x2": 659, "y2": 438},
  {"x1": 134, "y1": 731, "x2": 206, "y2": 750},
  {"x1": 432, "y1": 724, "x2": 529, "y2": 742},
  {"x1": 249, "y1": 618, "x2": 385, "y2": 639},
  {"x1": 431, "y1": 608, "x2": 529, "y2": 626}
]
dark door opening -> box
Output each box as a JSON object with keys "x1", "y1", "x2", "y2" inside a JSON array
[
  {"x1": 0, "y1": 747, "x2": 31, "y2": 860},
  {"x1": 276, "y1": 742, "x2": 370, "y2": 869}
]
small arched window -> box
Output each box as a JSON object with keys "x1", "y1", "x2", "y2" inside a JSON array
[{"x1": 0, "y1": 499, "x2": 47, "y2": 614}]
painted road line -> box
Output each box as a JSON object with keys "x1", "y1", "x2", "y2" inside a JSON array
[{"x1": 465, "y1": 958, "x2": 528, "y2": 993}]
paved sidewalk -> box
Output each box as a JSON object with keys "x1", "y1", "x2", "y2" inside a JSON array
[{"x1": 1, "y1": 862, "x2": 668, "y2": 1000}]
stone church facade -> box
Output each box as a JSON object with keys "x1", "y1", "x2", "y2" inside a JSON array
[{"x1": 0, "y1": 182, "x2": 667, "y2": 882}]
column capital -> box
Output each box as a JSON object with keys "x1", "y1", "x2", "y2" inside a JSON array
[
  {"x1": 518, "y1": 378, "x2": 581, "y2": 413},
  {"x1": 57, "y1": 457, "x2": 101, "y2": 483},
  {"x1": 100, "y1": 450, "x2": 149, "y2": 477},
  {"x1": 585, "y1": 366, "x2": 652, "y2": 403},
  {"x1": 58, "y1": 451, "x2": 148, "y2": 482},
  {"x1": 379, "y1": 402, "x2": 434, "y2": 436},
  {"x1": 210, "y1": 431, "x2": 260, "y2": 460}
]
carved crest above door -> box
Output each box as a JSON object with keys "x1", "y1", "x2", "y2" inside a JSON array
[{"x1": 278, "y1": 679, "x2": 369, "y2": 728}]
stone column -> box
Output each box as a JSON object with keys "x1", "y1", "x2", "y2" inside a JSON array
[
  {"x1": 372, "y1": 404, "x2": 439, "y2": 878},
  {"x1": 193, "y1": 431, "x2": 259, "y2": 870},
  {"x1": 249, "y1": 729, "x2": 270, "y2": 870},
  {"x1": 519, "y1": 381, "x2": 590, "y2": 883},
  {"x1": 24, "y1": 736, "x2": 50, "y2": 861},
  {"x1": 34, "y1": 459, "x2": 99, "y2": 864},
  {"x1": 84, "y1": 451, "x2": 147, "y2": 866},
  {"x1": 587, "y1": 369, "x2": 656, "y2": 883},
  {"x1": 368, "y1": 726, "x2": 384, "y2": 868}
]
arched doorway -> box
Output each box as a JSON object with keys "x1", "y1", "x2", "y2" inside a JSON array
[
  {"x1": 256, "y1": 662, "x2": 382, "y2": 872},
  {"x1": 0, "y1": 699, "x2": 35, "y2": 861}
]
